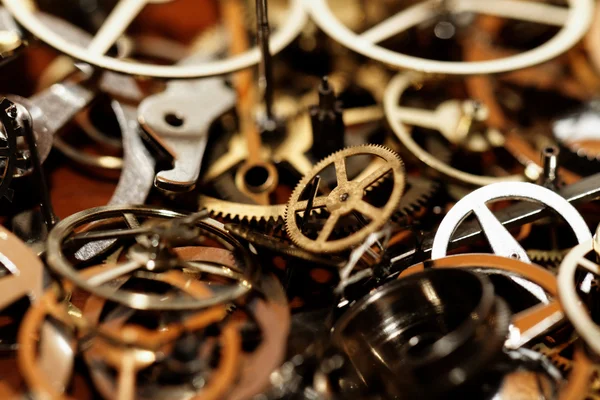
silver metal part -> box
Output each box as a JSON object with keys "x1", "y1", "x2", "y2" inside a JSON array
[
  {"x1": 11, "y1": 84, "x2": 94, "y2": 167},
  {"x1": 138, "y1": 56, "x2": 236, "y2": 192},
  {"x1": 75, "y1": 101, "x2": 156, "y2": 261},
  {"x1": 1, "y1": 11, "x2": 144, "y2": 172},
  {"x1": 431, "y1": 182, "x2": 592, "y2": 261},
  {"x1": 36, "y1": 12, "x2": 142, "y2": 100},
  {"x1": 541, "y1": 146, "x2": 560, "y2": 188},
  {"x1": 388, "y1": 173, "x2": 600, "y2": 269}
]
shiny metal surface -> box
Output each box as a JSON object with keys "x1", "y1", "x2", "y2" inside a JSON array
[
  {"x1": 332, "y1": 268, "x2": 509, "y2": 398},
  {"x1": 431, "y1": 182, "x2": 592, "y2": 262},
  {"x1": 138, "y1": 55, "x2": 235, "y2": 192}
]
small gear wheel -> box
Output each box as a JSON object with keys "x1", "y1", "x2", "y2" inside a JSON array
[
  {"x1": 527, "y1": 249, "x2": 567, "y2": 271},
  {"x1": 285, "y1": 145, "x2": 405, "y2": 253}
]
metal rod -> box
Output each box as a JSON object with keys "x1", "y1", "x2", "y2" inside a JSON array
[
  {"x1": 301, "y1": 175, "x2": 321, "y2": 233},
  {"x1": 255, "y1": 0, "x2": 274, "y2": 121}
]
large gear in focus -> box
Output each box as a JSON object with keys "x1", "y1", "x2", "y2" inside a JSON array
[{"x1": 285, "y1": 145, "x2": 405, "y2": 254}]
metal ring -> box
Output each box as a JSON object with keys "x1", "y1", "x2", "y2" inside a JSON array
[
  {"x1": 400, "y1": 253, "x2": 563, "y2": 349},
  {"x1": 431, "y1": 182, "x2": 592, "y2": 262},
  {"x1": 384, "y1": 72, "x2": 524, "y2": 186},
  {"x1": 3, "y1": 0, "x2": 307, "y2": 79},
  {"x1": 306, "y1": 0, "x2": 594, "y2": 75},
  {"x1": 558, "y1": 236, "x2": 600, "y2": 356},
  {"x1": 46, "y1": 205, "x2": 256, "y2": 310}
]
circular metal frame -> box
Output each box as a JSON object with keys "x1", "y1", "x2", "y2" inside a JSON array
[
  {"x1": 384, "y1": 72, "x2": 524, "y2": 186},
  {"x1": 558, "y1": 236, "x2": 600, "y2": 356},
  {"x1": 46, "y1": 205, "x2": 256, "y2": 310},
  {"x1": 431, "y1": 182, "x2": 591, "y2": 262},
  {"x1": 3, "y1": 0, "x2": 307, "y2": 79},
  {"x1": 333, "y1": 268, "x2": 508, "y2": 397},
  {"x1": 307, "y1": 0, "x2": 594, "y2": 75},
  {"x1": 400, "y1": 253, "x2": 563, "y2": 349}
]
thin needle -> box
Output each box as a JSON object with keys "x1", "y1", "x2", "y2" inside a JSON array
[
  {"x1": 301, "y1": 175, "x2": 321, "y2": 233},
  {"x1": 256, "y1": 0, "x2": 274, "y2": 121}
]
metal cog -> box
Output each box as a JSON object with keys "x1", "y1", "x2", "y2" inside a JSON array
[
  {"x1": 396, "y1": 176, "x2": 439, "y2": 217},
  {"x1": 285, "y1": 144, "x2": 405, "y2": 254},
  {"x1": 526, "y1": 249, "x2": 567, "y2": 268},
  {"x1": 199, "y1": 195, "x2": 286, "y2": 226},
  {"x1": 225, "y1": 223, "x2": 345, "y2": 268},
  {"x1": 200, "y1": 104, "x2": 385, "y2": 226}
]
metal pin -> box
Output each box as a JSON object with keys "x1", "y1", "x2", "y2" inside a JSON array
[
  {"x1": 256, "y1": 0, "x2": 274, "y2": 121},
  {"x1": 540, "y1": 146, "x2": 560, "y2": 189},
  {"x1": 301, "y1": 175, "x2": 321, "y2": 233}
]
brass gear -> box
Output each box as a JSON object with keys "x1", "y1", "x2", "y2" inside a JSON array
[
  {"x1": 199, "y1": 195, "x2": 287, "y2": 226},
  {"x1": 526, "y1": 249, "x2": 568, "y2": 270},
  {"x1": 285, "y1": 145, "x2": 405, "y2": 254}
]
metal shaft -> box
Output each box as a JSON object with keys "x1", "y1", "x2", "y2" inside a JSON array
[{"x1": 256, "y1": 0, "x2": 274, "y2": 121}]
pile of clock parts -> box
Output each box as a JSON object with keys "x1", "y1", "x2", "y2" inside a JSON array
[{"x1": 1, "y1": 0, "x2": 600, "y2": 399}]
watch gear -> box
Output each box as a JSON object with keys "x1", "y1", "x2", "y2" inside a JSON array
[
  {"x1": 285, "y1": 144, "x2": 405, "y2": 254},
  {"x1": 200, "y1": 195, "x2": 287, "y2": 226},
  {"x1": 396, "y1": 176, "x2": 439, "y2": 218}
]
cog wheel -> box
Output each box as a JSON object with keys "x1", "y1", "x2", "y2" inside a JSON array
[
  {"x1": 200, "y1": 195, "x2": 287, "y2": 226},
  {"x1": 396, "y1": 176, "x2": 439, "y2": 218},
  {"x1": 285, "y1": 145, "x2": 405, "y2": 254},
  {"x1": 526, "y1": 249, "x2": 567, "y2": 271},
  {"x1": 531, "y1": 341, "x2": 572, "y2": 373}
]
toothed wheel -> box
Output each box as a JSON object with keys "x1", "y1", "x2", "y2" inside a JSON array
[
  {"x1": 285, "y1": 145, "x2": 405, "y2": 254},
  {"x1": 396, "y1": 176, "x2": 439, "y2": 218}
]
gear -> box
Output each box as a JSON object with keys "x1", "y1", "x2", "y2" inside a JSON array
[
  {"x1": 526, "y1": 249, "x2": 567, "y2": 271},
  {"x1": 532, "y1": 340, "x2": 575, "y2": 374},
  {"x1": 200, "y1": 195, "x2": 287, "y2": 225},
  {"x1": 285, "y1": 145, "x2": 405, "y2": 254},
  {"x1": 225, "y1": 223, "x2": 345, "y2": 267},
  {"x1": 396, "y1": 176, "x2": 439, "y2": 218}
]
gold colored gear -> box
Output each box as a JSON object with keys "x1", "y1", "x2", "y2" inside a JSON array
[
  {"x1": 200, "y1": 103, "x2": 387, "y2": 225},
  {"x1": 285, "y1": 145, "x2": 405, "y2": 254},
  {"x1": 527, "y1": 249, "x2": 567, "y2": 268},
  {"x1": 199, "y1": 195, "x2": 287, "y2": 225}
]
